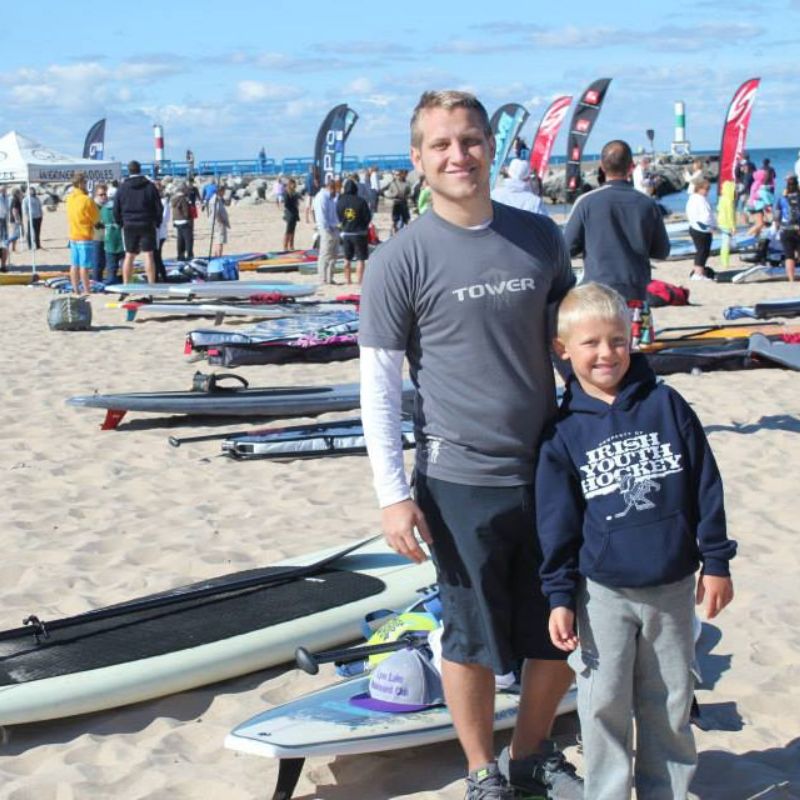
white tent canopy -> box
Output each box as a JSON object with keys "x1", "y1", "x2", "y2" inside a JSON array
[
  {"x1": 0, "y1": 131, "x2": 121, "y2": 272},
  {"x1": 0, "y1": 130, "x2": 120, "y2": 184}
]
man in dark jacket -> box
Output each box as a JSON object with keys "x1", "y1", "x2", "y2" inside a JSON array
[
  {"x1": 564, "y1": 140, "x2": 669, "y2": 304},
  {"x1": 113, "y1": 160, "x2": 163, "y2": 284},
  {"x1": 336, "y1": 177, "x2": 372, "y2": 284},
  {"x1": 563, "y1": 140, "x2": 670, "y2": 346}
]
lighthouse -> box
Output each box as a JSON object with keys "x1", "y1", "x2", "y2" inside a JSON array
[{"x1": 671, "y1": 101, "x2": 691, "y2": 156}]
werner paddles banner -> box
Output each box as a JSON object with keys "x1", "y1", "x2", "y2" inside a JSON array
[
  {"x1": 716, "y1": 77, "x2": 760, "y2": 266},
  {"x1": 82, "y1": 118, "x2": 106, "y2": 160},
  {"x1": 314, "y1": 104, "x2": 359, "y2": 185},
  {"x1": 565, "y1": 79, "x2": 611, "y2": 201},
  {"x1": 489, "y1": 103, "x2": 529, "y2": 188},
  {"x1": 530, "y1": 96, "x2": 572, "y2": 181}
]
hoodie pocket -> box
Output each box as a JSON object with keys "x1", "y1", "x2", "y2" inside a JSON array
[{"x1": 582, "y1": 510, "x2": 697, "y2": 587}]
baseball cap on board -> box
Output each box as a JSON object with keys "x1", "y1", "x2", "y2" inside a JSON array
[{"x1": 349, "y1": 648, "x2": 444, "y2": 713}]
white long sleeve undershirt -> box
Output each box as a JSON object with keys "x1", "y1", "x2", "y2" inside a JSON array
[{"x1": 360, "y1": 346, "x2": 411, "y2": 508}]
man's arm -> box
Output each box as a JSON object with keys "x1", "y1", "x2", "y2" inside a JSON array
[
  {"x1": 649, "y1": 203, "x2": 671, "y2": 260},
  {"x1": 360, "y1": 346, "x2": 431, "y2": 563},
  {"x1": 562, "y1": 204, "x2": 585, "y2": 258}
]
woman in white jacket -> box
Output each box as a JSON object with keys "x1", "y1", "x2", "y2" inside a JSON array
[{"x1": 686, "y1": 178, "x2": 715, "y2": 279}]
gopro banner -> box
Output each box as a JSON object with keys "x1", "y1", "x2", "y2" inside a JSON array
[
  {"x1": 314, "y1": 104, "x2": 359, "y2": 185},
  {"x1": 82, "y1": 119, "x2": 106, "y2": 160}
]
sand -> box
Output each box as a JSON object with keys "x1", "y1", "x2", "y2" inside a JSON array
[{"x1": 0, "y1": 198, "x2": 798, "y2": 799}]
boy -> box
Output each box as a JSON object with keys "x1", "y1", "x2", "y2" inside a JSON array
[{"x1": 535, "y1": 282, "x2": 736, "y2": 799}]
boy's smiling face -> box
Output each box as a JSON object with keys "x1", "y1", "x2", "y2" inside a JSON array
[{"x1": 555, "y1": 315, "x2": 631, "y2": 404}]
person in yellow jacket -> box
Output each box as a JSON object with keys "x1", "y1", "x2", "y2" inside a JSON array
[{"x1": 66, "y1": 172, "x2": 99, "y2": 295}]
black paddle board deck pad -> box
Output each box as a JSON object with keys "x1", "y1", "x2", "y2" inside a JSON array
[
  {"x1": 67, "y1": 380, "x2": 415, "y2": 430},
  {"x1": 0, "y1": 536, "x2": 437, "y2": 724}
]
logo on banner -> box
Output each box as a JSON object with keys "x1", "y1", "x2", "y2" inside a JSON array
[
  {"x1": 88, "y1": 143, "x2": 104, "y2": 159},
  {"x1": 576, "y1": 119, "x2": 591, "y2": 133},
  {"x1": 585, "y1": 90, "x2": 600, "y2": 105},
  {"x1": 540, "y1": 100, "x2": 571, "y2": 135},
  {"x1": 571, "y1": 147, "x2": 581, "y2": 160},
  {"x1": 726, "y1": 82, "x2": 759, "y2": 126}
]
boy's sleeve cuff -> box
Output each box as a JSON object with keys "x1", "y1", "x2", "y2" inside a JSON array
[
  {"x1": 701, "y1": 558, "x2": 731, "y2": 578},
  {"x1": 548, "y1": 592, "x2": 576, "y2": 611}
]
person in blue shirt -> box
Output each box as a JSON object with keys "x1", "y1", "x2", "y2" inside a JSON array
[
  {"x1": 775, "y1": 174, "x2": 800, "y2": 282},
  {"x1": 535, "y1": 282, "x2": 736, "y2": 800}
]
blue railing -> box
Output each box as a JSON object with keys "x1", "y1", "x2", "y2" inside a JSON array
[{"x1": 125, "y1": 153, "x2": 416, "y2": 179}]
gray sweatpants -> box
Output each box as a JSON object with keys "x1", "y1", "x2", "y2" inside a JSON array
[{"x1": 568, "y1": 576, "x2": 697, "y2": 800}]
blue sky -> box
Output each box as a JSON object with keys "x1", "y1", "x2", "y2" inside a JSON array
[{"x1": 1, "y1": 0, "x2": 797, "y2": 164}]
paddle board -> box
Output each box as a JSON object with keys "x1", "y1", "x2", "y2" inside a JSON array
[
  {"x1": 67, "y1": 379, "x2": 415, "y2": 429},
  {"x1": 0, "y1": 536, "x2": 436, "y2": 725},
  {"x1": 0, "y1": 270, "x2": 69, "y2": 286},
  {"x1": 652, "y1": 321, "x2": 798, "y2": 343},
  {"x1": 748, "y1": 333, "x2": 800, "y2": 370},
  {"x1": 225, "y1": 676, "x2": 577, "y2": 799},
  {"x1": 223, "y1": 417, "x2": 415, "y2": 460},
  {"x1": 104, "y1": 281, "x2": 314, "y2": 300},
  {"x1": 731, "y1": 264, "x2": 788, "y2": 284}
]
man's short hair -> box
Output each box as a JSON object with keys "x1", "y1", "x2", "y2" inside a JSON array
[
  {"x1": 410, "y1": 90, "x2": 492, "y2": 148},
  {"x1": 72, "y1": 171, "x2": 87, "y2": 188},
  {"x1": 128, "y1": 160, "x2": 141, "y2": 175},
  {"x1": 600, "y1": 140, "x2": 633, "y2": 178},
  {"x1": 556, "y1": 282, "x2": 630, "y2": 341}
]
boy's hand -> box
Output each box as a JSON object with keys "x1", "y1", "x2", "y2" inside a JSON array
[
  {"x1": 549, "y1": 607, "x2": 579, "y2": 652},
  {"x1": 696, "y1": 574, "x2": 734, "y2": 619}
]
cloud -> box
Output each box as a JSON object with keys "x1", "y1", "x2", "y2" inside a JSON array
[
  {"x1": 236, "y1": 80, "x2": 300, "y2": 102},
  {"x1": 448, "y1": 20, "x2": 763, "y2": 53}
]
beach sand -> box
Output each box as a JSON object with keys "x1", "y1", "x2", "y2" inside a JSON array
[{"x1": 0, "y1": 199, "x2": 798, "y2": 799}]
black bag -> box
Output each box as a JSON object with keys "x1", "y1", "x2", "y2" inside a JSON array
[{"x1": 48, "y1": 296, "x2": 92, "y2": 331}]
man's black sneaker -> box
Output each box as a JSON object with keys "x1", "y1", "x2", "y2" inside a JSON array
[{"x1": 497, "y1": 741, "x2": 584, "y2": 799}]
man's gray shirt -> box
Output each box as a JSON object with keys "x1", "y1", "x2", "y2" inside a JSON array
[{"x1": 359, "y1": 202, "x2": 574, "y2": 487}]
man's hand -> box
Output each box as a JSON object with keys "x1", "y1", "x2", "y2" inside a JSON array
[
  {"x1": 380, "y1": 499, "x2": 432, "y2": 564},
  {"x1": 548, "y1": 607, "x2": 579, "y2": 652},
  {"x1": 696, "y1": 574, "x2": 734, "y2": 619}
]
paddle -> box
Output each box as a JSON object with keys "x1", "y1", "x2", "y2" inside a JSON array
[
  {"x1": 4, "y1": 535, "x2": 380, "y2": 643},
  {"x1": 168, "y1": 431, "x2": 242, "y2": 447},
  {"x1": 295, "y1": 631, "x2": 431, "y2": 675}
]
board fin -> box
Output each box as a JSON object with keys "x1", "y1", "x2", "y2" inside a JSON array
[{"x1": 101, "y1": 409, "x2": 127, "y2": 430}]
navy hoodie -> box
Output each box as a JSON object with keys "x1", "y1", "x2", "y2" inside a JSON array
[
  {"x1": 113, "y1": 175, "x2": 163, "y2": 228},
  {"x1": 536, "y1": 355, "x2": 736, "y2": 610}
]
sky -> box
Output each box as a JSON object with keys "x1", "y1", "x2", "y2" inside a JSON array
[{"x1": 1, "y1": 0, "x2": 798, "y2": 165}]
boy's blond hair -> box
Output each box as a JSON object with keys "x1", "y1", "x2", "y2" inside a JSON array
[{"x1": 556, "y1": 282, "x2": 630, "y2": 340}]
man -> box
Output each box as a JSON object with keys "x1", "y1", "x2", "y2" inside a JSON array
[
  {"x1": 563, "y1": 140, "x2": 669, "y2": 345},
  {"x1": 22, "y1": 187, "x2": 43, "y2": 249},
  {"x1": 171, "y1": 182, "x2": 195, "y2": 261},
  {"x1": 359, "y1": 90, "x2": 581, "y2": 800},
  {"x1": 65, "y1": 172, "x2": 100, "y2": 295},
  {"x1": 336, "y1": 177, "x2": 372, "y2": 284},
  {"x1": 113, "y1": 160, "x2": 163, "y2": 284},
  {"x1": 491, "y1": 158, "x2": 548, "y2": 216},
  {"x1": 313, "y1": 178, "x2": 339, "y2": 284}
]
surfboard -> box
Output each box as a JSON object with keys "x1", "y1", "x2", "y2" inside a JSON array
[
  {"x1": 104, "y1": 281, "x2": 315, "y2": 300},
  {"x1": 653, "y1": 321, "x2": 798, "y2": 343},
  {"x1": 225, "y1": 676, "x2": 578, "y2": 799},
  {"x1": 67, "y1": 379, "x2": 415, "y2": 430},
  {"x1": 0, "y1": 270, "x2": 69, "y2": 286},
  {"x1": 223, "y1": 417, "x2": 415, "y2": 460},
  {"x1": 0, "y1": 536, "x2": 436, "y2": 725}
]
